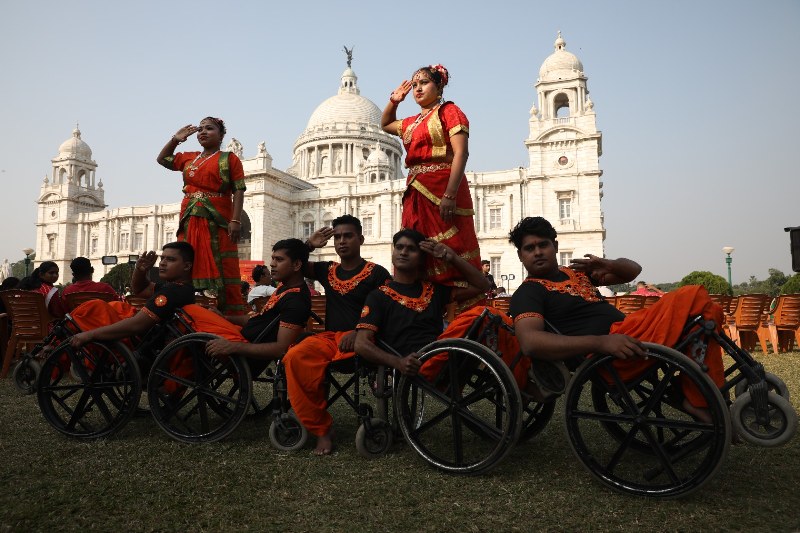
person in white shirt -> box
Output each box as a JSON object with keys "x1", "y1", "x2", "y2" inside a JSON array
[{"x1": 246, "y1": 264, "x2": 276, "y2": 304}]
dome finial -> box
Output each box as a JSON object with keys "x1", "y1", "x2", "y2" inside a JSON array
[
  {"x1": 555, "y1": 31, "x2": 566, "y2": 51},
  {"x1": 74, "y1": 121, "x2": 81, "y2": 138}
]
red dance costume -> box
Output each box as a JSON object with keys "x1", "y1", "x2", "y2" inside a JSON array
[
  {"x1": 167, "y1": 151, "x2": 247, "y2": 315},
  {"x1": 396, "y1": 102, "x2": 481, "y2": 286}
]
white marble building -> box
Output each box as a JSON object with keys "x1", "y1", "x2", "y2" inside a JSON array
[{"x1": 35, "y1": 33, "x2": 605, "y2": 291}]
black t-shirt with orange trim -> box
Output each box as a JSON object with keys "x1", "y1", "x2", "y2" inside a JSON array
[
  {"x1": 356, "y1": 280, "x2": 451, "y2": 356},
  {"x1": 241, "y1": 282, "x2": 311, "y2": 343},
  {"x1": 509, "y1": 267, "x2": 623, "y2": 335},
  {"x1": 312, "y1": 260, "x2": 391, "y2": 332},
  {"x1": 142, "y1": 281, "x2": 196, "y2": 322}
]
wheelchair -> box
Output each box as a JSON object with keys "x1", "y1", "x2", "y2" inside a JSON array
[
  {"x1": 391, "y1": 308, "x2": 798, "y2": 498},
  {"x1": 35, "y1": 309, "x2": 196, "y2": 439}
]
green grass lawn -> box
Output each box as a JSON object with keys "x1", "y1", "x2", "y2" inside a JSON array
[{"x1": 1, "y1": 351, "x2": 799, "y2": 532}]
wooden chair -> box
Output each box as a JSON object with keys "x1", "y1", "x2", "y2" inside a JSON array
[
  {"x1": 724, "y1": 294, "x2": 770, "y2": 351},
  {"x1": 614, "y1": 294, "x2": 645, "y2": 315},
  {"x1": 605, "y1": 296, "x2": 617, "y2": 307},
  {"x1": 0, "y1": 290, "x2": 53, "y2": 378},
  {"x1": 760, "y1": 294, "x2": 800, "y2": 354},
  {"x1": 307, "y1": 294, "x2": 326, "y2": 333},
  {"x1": 64, "y1": 291, "x2": 119, "y2": 311}
]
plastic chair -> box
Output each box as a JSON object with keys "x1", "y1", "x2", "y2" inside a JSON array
[
  {"x1": 307, "y1": 295, "x2": 326, "y2": 333},
  {"x1": 0, "y1": 290, "x2": 53, "y2": 378},
  {"x1": 725, "y1": 294, "x2": 770, "y2": 351},
  {"x1": 64, "y1": 291, "x2": 119, "y2": 311},
  {"x1": 761, "y1": 294, "x2": 800, "y2": 354},
  {"x1": 614, "y1": 294, "x2": 645, "y2": 315},
  {"x1": 643, "y1": 296, "x2": 661, "y2": 309},
  {"x1": 491, "y1": 297, "x2": 511, "y2": 315}
]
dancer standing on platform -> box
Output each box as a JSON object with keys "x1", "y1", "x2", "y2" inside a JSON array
[
  {"x1": 157, "y1": 117, "x2": 247, "y2": 315},
  {"x1": 382, "y1": 64, "x2": 481, "y2": 296}
]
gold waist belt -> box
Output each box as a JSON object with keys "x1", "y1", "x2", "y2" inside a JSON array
[
  {"x1": 408, "y1": 162, "x2": 451, "y2": 177},
  {"x1": 184, "y1": 191, "x2": 226, "y2": 199}
]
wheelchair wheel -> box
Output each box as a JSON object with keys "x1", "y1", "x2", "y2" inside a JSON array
[
  {"x1": 564, "y1": 343, "x2": 730, "y2": 498},
  {"x1": 395, "y1": 338, "x2": 522, "y2": 475},
  {"x1": 13, "y1": 358, "x2": 41, "y2": 395},
  {"x1": 268, "y1": 411, "x2": 308, "y2": 451},
  {"x1": 519, "y1": 399, "x2": 556, "y2": 442},
  {"x1": 37, "y1": 340, "x2": 141, "y2": 439},
  {"x1": 147, "y1": 333, "x2": 252, "y2": 443},
  {"x1": 355, "y1": 418, "x2": 393, "y2": 459},
  {"x1": 734, "y1": 372, "x2": 790, "y2": 402},
  {"x1": 730, "y1": 390, "x2": 797, "y2": 447}
]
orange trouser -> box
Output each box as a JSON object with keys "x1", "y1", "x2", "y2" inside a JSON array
[
  {"x1": 608, "y1": 285, "x2": 724, "y2": 407},
  {"x1": 419, "y1": 306, "x2": 530, "y2": 389},
  {"x1": 161, "y1": 305, "x2": 247, "y2": 394},
  {"x1": 283, "y1": 331, "x2": 355, "y2": 437},
  {"x1": 70, "y1": 300, "x2": 137, "y2": 332}
]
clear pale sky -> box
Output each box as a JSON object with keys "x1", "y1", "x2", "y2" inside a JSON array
[{"x1": 1, "y1": 0, "x2": 797, "y2": 285}]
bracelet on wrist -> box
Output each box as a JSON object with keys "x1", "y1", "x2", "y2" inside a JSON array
[
  {"x1": 305, "y1": 240, "x2": 315, "y2": 251},
  {"x1": 442, "y1": 192, "x2": 456, "y2": 200},
  {"x1": 389, "y1": 93, "x2": 401, "y2": 105},
  {"x1": 229, "y1": 219, "x2": 241, "y2": 225},
  {"x1": 172, "y1": 136, "x2": 184, "y2": 144}
]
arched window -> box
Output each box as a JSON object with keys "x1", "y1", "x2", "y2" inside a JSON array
[{"x1": 554, "y1": 92, "x2": 570, "y2": 118}]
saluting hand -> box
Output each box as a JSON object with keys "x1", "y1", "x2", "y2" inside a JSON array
[
  {"x1": 308, "y1": 227, "x2": 334, "y2": 249},
  {"x1": 136, "y1": 251, "x2": 158, "y2": 272},
  {"x1": 390, "y1": 80, "x2": 412, "y2": 104},
  {"x1": 173, "y1": 124, "x2": 199, "y2": 143},
  {"x1": 420, "y1": 239, "x2": 454, "y2": 262},
  {"x1": 570, "y1": 254, "x2": 612, "y2": 285}
]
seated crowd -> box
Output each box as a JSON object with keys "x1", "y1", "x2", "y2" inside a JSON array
[{"x1": 15, "y1": 214, "x2": 726, "y2": 451}]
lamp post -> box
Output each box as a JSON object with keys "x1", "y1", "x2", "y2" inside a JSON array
[
  {"x1": 22, "y1": 248, "x2": 34, "y2": 277},
  {"x1": 722, "y1": 246, "x2": 734, "y2": 289}
]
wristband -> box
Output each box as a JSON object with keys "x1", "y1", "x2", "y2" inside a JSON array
[{"x1": 229, "y1": 219, "x2": 241, "y2": 224}]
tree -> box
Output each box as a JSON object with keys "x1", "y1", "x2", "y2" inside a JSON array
[
  {"x1": 782, "y1": 273, "x2": 800, "y2": 294},
  {"x1": 100, "y1": 264, "x2": 135, "y2": 294},
  {"x1": 678, "y1": 271, "x2": 732, "y2": 295},
  {"x1": 733, "y1": 268, "x2": 788, "y2": 296}
]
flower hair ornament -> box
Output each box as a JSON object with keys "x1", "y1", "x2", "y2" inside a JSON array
[{"x1": 429, "y1": 64, "x2": 449, "y2": 86}]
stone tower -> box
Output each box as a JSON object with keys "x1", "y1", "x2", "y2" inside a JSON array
[{"x1": 35, "y1": 126, "x2": 106, "y2": 274}]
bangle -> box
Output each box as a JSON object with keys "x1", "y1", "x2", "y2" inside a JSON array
[
  {"x1": 442, "y1": 192, "x2": 456, "y2": 200},
  {"x1": 172, "y1": 136, "x2": 184, "y2": 144},
  {"x1": 305, "y1": 239, "x2": 315, "y2": 251},
  {"x1": 389, "y1": 93, "x2": 401, "y2": 105},
  {"x1": 229, "y1": 219, "x2": 241, "y2": 224}
]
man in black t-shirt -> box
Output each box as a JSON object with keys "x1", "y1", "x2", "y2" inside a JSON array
[
  {"x1": 281, "y1": 215, "x2": 391, "y2": 455},
  {"x1": 70, "y1": 242, "x2": 196, "y2": 347},
  {"x1": 202, "y1": 239, "x2": 311, "y2": 361},
  {"x1": 355, "y1": 229, "x2": 490, "y2": 378},
  {"x1": 508, "y1": 217, "x2": 725, "y2": 414}
]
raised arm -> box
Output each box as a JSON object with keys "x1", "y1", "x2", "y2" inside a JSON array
[
  {"x1": 419, "y1": 239, "x2": 489, "y2": 302},
  {"x1": 157, "y1": 124, "x2": 198, "y2": 168},
  {"x1": 303, "y1": 226, "x2": 334, "y2": 278},
  {"x1": 381, "y1": 80, "x2": 412, "y2": 134},
  {"x1": 569, "y1": 254, "x2": 641, "y2": 286},
  {"x1": 131, "y1": 251, "x2": 158, "y2": 297}
]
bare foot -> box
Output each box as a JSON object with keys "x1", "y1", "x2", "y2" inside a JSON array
[
  {"x1": 313, "y1": 430, "x2": 335, "y2": 456},
  {"x1": 681, "y1": 398, "x2": 712, "y2": 424}
]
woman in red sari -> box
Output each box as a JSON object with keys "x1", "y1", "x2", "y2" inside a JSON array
[
  {"x1": 157, "y1": 117, "x2": 247, "y2": 315},
  {"x1": 17, "y1": 261, "x2": 65, "y2": 317},
  {"x1": 381, "y1": 64, "x2": 481, "y2": 290}
]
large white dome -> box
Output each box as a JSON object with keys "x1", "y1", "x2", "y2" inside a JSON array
[
  {"x1": 306, "y1": 92, "x2": 382, "y2": 129},
  {"x1": 539, "y1": 32, "x2": 584, "y2": 81},
  {"x1": 305, "y1": 67, "x2": 382, "y2": 129},
  {"x1": 58, "y1": 127, "x2": 93, "y2": 160}
]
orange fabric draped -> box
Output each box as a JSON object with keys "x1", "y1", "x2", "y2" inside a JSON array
[
  {"x1": 608, "y1": 285, "x2": 725, "y2": 407},
  {"x1": 70, "y1": 300, "x2": 137, "y2": 331},
  {"x1": 283, "y1": 331, "x2": 355, "y2": 437},
  {"x1": 418, "y1": 306, "x2": 529, "y2": 389}
]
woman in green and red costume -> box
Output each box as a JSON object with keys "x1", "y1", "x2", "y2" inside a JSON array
[{"x1": 157, "y1": 117, "x2": 247, "y2": 314}]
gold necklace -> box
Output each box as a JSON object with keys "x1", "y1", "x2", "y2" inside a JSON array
[{"x1": 187, "y1": 150, "x2": 219, "y2": 178}]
